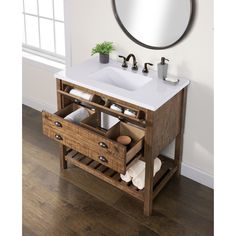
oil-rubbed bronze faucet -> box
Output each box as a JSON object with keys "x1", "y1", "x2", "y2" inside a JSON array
[
  {"x1": 118, "y1": 55, "x2": 128, "y2": 68},
  {"x1": 126, "y1": 54, "x2": 138, "y2": 71},
  {"x1": 142, "y1": 62, "x2": 153, "y2": 73}
]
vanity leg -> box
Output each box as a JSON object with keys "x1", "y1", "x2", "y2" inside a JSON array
[
  {"x1": 59, "y1": 144, "x2": 67, "y2": 170},
  {"x1": 174, "y1": 87, "x2": 187, "y2": 176},
  {"x1": 144, "y1": 155, "x2": 154, "y2": 216},
  {"x1": 56, "y1": 79, "x2": 67, "y2": 170},
  {"x1": 174, "y1": 134, "x2": 183, "y2": 176},
  {"x1": 56, "y1": 79, "x2": 63, "y2": 108},
  {"x1": 143, "y1": 110, "x2": 155, "y2": 216}
]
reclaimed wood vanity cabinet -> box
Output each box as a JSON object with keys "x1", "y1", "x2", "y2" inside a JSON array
[{"x1": 42, "y1": 77, "x2": 187, "y2": 216}]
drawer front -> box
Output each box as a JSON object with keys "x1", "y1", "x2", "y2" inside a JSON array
[
  {"x1": 43, "y1": 122, "x2": 126, "y2": 173},
  {"x1": 42, "y1": 110, "x2": 127, "y2": 173}
]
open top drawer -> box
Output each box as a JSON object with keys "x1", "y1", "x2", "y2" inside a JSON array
[
  {"x1": 80, "y1": 113, "x2": 109, "y2": 135},
  {"x1": 106, "y1": 122, "x2": 145, "y2": 164},
  {"x1": 42, "y1": 103, "x2": 145, "y2": 174}
]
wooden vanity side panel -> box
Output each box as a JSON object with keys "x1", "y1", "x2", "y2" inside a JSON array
[
  {"x1": 174, "y1": 87, "x2": 188, "y2": 175},
  {"x1": 143, "y1": 89, "x2": 184, "y2": 216},
  {"x1": 152, "y1": 91, "x2": 183, "y2": 156}
]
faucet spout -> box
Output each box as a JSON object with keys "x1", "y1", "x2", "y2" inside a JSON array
[{"x1": 126, "y1": 54, "x2": 138, "y2": 71}]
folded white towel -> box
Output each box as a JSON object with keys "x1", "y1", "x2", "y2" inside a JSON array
[
  {"x1": 132, "y1": 158, "x2": 162, "y2": 190},
  {"x1": 69, "y1": 89, "x2": 93, "y2": 101},
  {"x1": 120, "y1": 158, "x2": 144, "y2": 182},
  {"x1": 64, "y1": 108, "x2": 89, "y2": 124}
]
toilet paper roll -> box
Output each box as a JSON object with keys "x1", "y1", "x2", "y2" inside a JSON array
[{"x1": 69, "y1": 89, "x2": 93, "y2": 101}]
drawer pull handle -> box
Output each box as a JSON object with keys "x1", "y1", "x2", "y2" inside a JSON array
[
  {"x1": 98, "y1": 156, "x2": 108, "y2": 163},
  {"x1": 118, "y1": 116, "x2": 125, "y2": 121},
  {"x1": 54, "y1": 121, "x2": 62, "y2": 128},
  {"x1": 74, "y1": 99, "x2": 80, "y2": 104},
  {"x1": 55, "y1": 134, "x2": 63, "y2": 141},
  {"x1": 98, "y1": 142, "x2": 108, "y2": 149}
]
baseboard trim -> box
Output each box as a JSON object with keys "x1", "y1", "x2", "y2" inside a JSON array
[
  {"x1": 23, "y1": 96, "x2": 56, "y2": 113},
  {"x1": 181, "y1": 162, "x2": 214, "y2": 189}
]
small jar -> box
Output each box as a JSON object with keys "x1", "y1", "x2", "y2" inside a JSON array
[
  {"x1": 110, "y1": 104, "x2": 123, "y2": 113},
  {"x1": 124, "y1": 109, "x2": 137, "y2": 117}
]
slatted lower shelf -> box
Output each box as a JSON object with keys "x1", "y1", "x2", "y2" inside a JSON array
[
  {"x1": 65, "y1": 150, "x2": 177, "y2": 202},
  {"x1": 152, "y1": 156, "x2": 178, "y2": 199}
]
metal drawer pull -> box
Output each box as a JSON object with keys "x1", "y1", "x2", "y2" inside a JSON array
[
  {"x1": 54, "y1": 121, "x2": 62, "y2": 128},
  {"x1": 98, "y1": 156, "x2": 108, "y2": 163},
  {"x1": 74, "y1": 99, "x2": 80, "y2": 104},
  {"x1": 55, "y1": 134, "x2": 63, "y2": 141},
  {"x1": 118, "y1": 116, "x2": 125, "y2": 121},
  {"x1": 98, "y1": 142, "x2": 108, "y2": 149}
]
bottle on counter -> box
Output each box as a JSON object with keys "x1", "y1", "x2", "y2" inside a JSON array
[{"x1": 158, "y1": 57, "x2": 169, "y2": 80}]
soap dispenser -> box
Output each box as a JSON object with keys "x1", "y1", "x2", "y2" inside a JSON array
[{"x1": 158, "y1": 57, "x2": 169, "y2": 79}]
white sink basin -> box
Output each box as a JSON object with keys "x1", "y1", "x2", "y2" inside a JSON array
[{"x1": 87, "y1": 67, "x2": 152, "y2": 91}]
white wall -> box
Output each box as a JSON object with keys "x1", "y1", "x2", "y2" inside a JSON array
[
  {"x1": 22, "y1": 57, "x2": 60, "y2": 113},
  {"x1": 66, "y1": 0, "x2": 214, "y2": 187},
  {"x1": 22, "y1": 0, "x2": 213, "y2": 188}
]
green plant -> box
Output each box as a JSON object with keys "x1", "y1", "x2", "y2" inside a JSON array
[{"x1": 91, "y1": 41, "x2": 115, "y2": 55}]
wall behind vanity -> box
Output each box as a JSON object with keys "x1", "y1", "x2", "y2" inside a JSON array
[
  {"x1": 66, "y1": 0, "x2": 213, "y2": 188},
  {"x1": 22, "y1": 0, "x2": 213, "y2": 188},
  {"x1": 22, "y1": 57, "x2": 59, "y2": 112}
]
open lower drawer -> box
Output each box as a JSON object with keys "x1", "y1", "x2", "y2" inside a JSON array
[{"x1": 42, "y1": 103, "x2": 145, "y2": 174}]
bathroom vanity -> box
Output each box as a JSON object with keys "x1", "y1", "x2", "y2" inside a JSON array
[{"x1": 42, "y1": 58, "x2": 189, "y2": 216}]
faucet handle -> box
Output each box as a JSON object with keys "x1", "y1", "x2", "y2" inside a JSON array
[
  {"x1": 142, "y1": 63, "x2": 153, "y2": 73},
  {"x1": 118, "y1": 55, "x2": 128, "y2": 68},
  {"x1": 132, "y1": 62, "x2": 138, "y2": 71}
]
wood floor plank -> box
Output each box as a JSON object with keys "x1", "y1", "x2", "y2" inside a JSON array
[
  {"x1": 23, "y1": 138, "x2": 124, "y2": 205},
  {"x1": 163, "y1": 177, "x2": 214, "y2": 220},
  {"x1": 22, "y1": 225, "x2": 37, "y2": 236},
  {"x1": 114, "y1": 194, "x2": 202, "y2": 236},
  {"x1": 23, "y1": 161, "x2": 159, "y2": 236}
]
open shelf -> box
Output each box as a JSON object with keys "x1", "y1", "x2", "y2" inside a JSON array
[
  {"x1": 58, "y1": 90, "x2": 146, "y2": 127},
  {"x1": 65, "y1": 149, "x2": 177, "y2": 201},
  {"x1": 65, "y1": 149, "x2": 144, "y2": 201},
  {"x1": 57, "y1": 82, "x2": 147, "y2": 127},
  {"x1": 152, "y1": 156, "x2": 178, "y2": 199}
]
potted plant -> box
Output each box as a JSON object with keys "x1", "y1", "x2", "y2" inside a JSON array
[{"x1": 91, "y1": 41, "x2": 115, "y2": 64}]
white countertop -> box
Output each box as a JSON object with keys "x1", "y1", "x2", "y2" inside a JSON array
[{"x1": 55, "y1": 57, "x2": 190, "y2": 111}]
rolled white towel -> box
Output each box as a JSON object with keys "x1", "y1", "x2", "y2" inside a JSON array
[
  {"x1": 120, "y1": 172, "x2": 132, "y2": 182},
  {"x1": 120, "y1": 158, "x2": 144, "y2": 183},
  {"x1": 64, "y1": 107, "x2": 90, "y2": 124},
  {"x1": 69, "y1": 89, "x2": 93, "y2": 101},
  {"x1": 132, "y1": 158, "x2": 162, "y2": 190},
  {"x1": 128, "y1": 160, "x2": 145, "y2": 179}
]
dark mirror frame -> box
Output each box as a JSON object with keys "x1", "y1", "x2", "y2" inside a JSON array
[{"x1": 111, "y1": 0, "x2": 195, "y2": 50}]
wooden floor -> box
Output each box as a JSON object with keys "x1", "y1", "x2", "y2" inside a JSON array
[{"x1": 23, "y1": 105, "x2": 213, "y2": 236}]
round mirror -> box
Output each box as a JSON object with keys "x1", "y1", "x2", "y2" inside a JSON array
[{"x1": 112, "y1": 0, "x2": 193, "y2": 49}]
